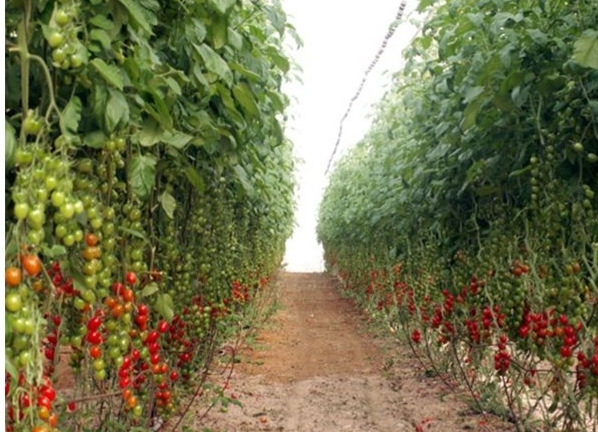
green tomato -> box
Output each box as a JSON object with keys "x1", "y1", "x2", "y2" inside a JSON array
[
  {"x1": 90, "y1": 218, "x2": 103, "y2": 230},
  {"x1": 48, "y1": 31, "x2": 65, "y2": 48},
  {"x1": 52, "y1": 47, "x2": 67, "y2": 64},
  {"x1": 60, "y1": 58, "x2": 71, "y2": 70},
  {"x1": 73, "y1": 229, "x2": 83, "y2": 242},
  {"x1": 60, "y1": 202, "x2": 75, "y2": 219},
  {"x1": 118, "y1": 334, "x2": 131, "y2": 352},
  {"x1": 55, "y1": 224, "x2": 67, "y2": 238},
  {"x1": 104, "y1": 140, "x2": 117, "y2": 152},
  {"x1": 63, "y1": 234, "x2": 75, "y2": 246},
  {"x1": 73, "y1": 200, "x2": 84, "y2": 214},
  {"x1": 105, "y1": 320, "x2": 117, "y2": 332},
  {"x1": 70, "y1": 335, "x2": 83, "y2": 348},
  {"x1": 6, "y1": 292, "x2": 23, "y2": 312},
  {"x1": 14, "y1": 149, "x2": 33, "y2": 165},
  {"x1": 27, "y1": 207, "x2": 45, "y2": 229},
  {"x1": 35, "y1": 188, "x2": 49, "y2": 202},
  {"x1": 28, "y1": 229, "x2": 45, "y2": 246},
  {"x1": 73, "y1": 297, "x2": 87, "y2": 310},
  {"x1": 14, "y1": 202, "x2": 29, "y2": 220},
  {"x1": 12, "y1": 317, "x2": 26, "y2": 333},
  {"x1": 55, "y1": 9, "x2": 70, "y2": 27},
  {"x1": 51, "y1": 190, "x2": 66, "y2": 207},
  {"x1": 106, "y1": 334, "x2": 119, "y2": 346},
  {"x1": 103, "y1": 207, "x2": 115, "y2": 220},
  {"x1": 108, "y1": 346, "x2": 121, "y2": 359},
  {"x1": 83, "y1": 275, "x2": 97, "y2": 289},
  {"x1": 22, "y1": 318, "x2": 35, "y2": 335},
  {"x1": 22, "y1": 114, "x2": 42, "y2": 135},
  {"x1": 19, "y1": 350, "x2": 32, "y2": 367},
  {"x1": 44, "y1": 176, "x2": 58, "y2": 191},
  {"x1": 80, "y1": 289, "x2": 96, "y2": 303},
  {"x1": 102, "y1": 222, "x2": 114, "y2": 236},
  {"x1": 70, "y1": 53, "x2": 83, "y2": 68},
  {"x1": 12, "y1": 335, "x2": 29, "y2": 350},
  {"x1": 130, "y1": 249, "x2": 143, "y2": 261}
]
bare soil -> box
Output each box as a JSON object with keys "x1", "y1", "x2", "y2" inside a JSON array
[{"x1": 196, "y1": 272, "x2": 516, "y2": 432}]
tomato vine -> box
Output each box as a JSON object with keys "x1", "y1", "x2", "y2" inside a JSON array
[
  {"x1": 5, "y1": 0, "x2": 297, "y2": 430},
  {"x1": 319, "y1": 0, "x2": 598, "y2": 430}
]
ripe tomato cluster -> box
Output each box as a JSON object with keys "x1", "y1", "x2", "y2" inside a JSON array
[{"x1": 336, "y1": 252, "x2": 597, "y2": 430}]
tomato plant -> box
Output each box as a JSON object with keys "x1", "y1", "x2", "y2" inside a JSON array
[
  {"x1": 5, "y1": 0, "x2": 297, "y2": 430},
  {"x1": 318, "y1": 0, "x2": 598, "y2": 430}
]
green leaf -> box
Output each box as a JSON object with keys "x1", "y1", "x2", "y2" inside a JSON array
[
  {"x1": 162, "y1": 130, "x2": 193, "y2": 149},
  {"x1": 105, "y1": 89, "x2": 129, "y2": 133},
  {"x1": 417, "y1": 0, "x2": 435, "y2": 12},
  {"x1": 89, "y1": 15, "x2": 114, "y2": 30},
  {"x1": 184, "y1": 166, "x2": 206, "y2": 192},
  {"x1": 264, "y1": 4, "x2": 286, "y2": 34},
  {"x1": 141, "y1": 282, "x2": 159, "y2": 297},
  {"x1": 232, "y1": 83, "x2": 259, "y2": 117},
  {"x1": 227, "y1": 28, "x2": 243, "y2": 50},
  {"x1": 266, "y1": 46, "x2": 290, "y2": 72},
  {"x1": 165, "y1": 77, "x2": 182, "y2": 95},
  {"x1": 83, "y1": 130, "x2": 107, "y2": 149},
  {"x1": 60, "y1": 96, "x2": 82, "y2": 138},
  {"x1": 118, "y1": 225, "x2": 148, "y2": 241},
  {"x1": 116, "y1": 0, "x2": 153, "y2": 34},
  {"x1": 229, "y1": 62, "x2": 261, "y2": 82},
  {"x1": 5, "y1": 121, "x2": 16, "y2": 170},
  {"x1": 128, "y1": 154, "x2": 156, "y2": 200},
  {"x1": 139, "y1": 118, "x2": 163, "y2": 147},
  {"x1": 155, "y1": 293, "x2": 174, "y2": 321},
  {"x1": 508, "y1": 166, "x2": 532, "y2": 178},
  {"x1": 527, "y1": 28, "x2": 548, "y2": 45},
  {"x1": 209, "y1": 0, "x2": 236, "y2": 14},
  {"x1": 5, "y1": 357, "x2": 18, "y2": 379},
  {"x1": 195, "y1": 43, "x2": 233, "y2": 85},
  {"x1": 90, "y1": 58, "x2": 124, "y2": 90},
  {"x1": 189, "y1": 18, "x2": 207, "y2": 42},
  {"x1": 463, "y1": 86, "x2": 484, "y2": 103},
  {"x1": 216, "y1": 85, "x2": 245, "y2": 126},
  {"x1": 145, "y1": 88, "x2": 173, "y2": 129},
  {"x1": 90, "y1": 29, "x2": 112, "y2": 50},
  {"x1": 211, "y1": 14, "x2": 228, "y2": 49},
  {"x1": 573, "y1": 34, "x2": 598, "y2": 70},
  {"x1": 233, "y1": 164, "x2": 253, "y2": 194},
  {"x1": 159, "y1": 191, "x2": 177, "y2": 218},
  {"x1": 462, "y1": 97, "x2": 484, "y2": 130}
]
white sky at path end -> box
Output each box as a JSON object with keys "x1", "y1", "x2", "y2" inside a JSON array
[{"x1": 281, "y1": 0, "x2": 420, "y2": 272}]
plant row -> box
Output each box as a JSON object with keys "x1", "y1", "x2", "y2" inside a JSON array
[
  {"x1": 5, "y1": 0, "x2": 296, "y2": 431},
  {"x1": 318, "y1": 0, "x2": 598, "y2": 430}
]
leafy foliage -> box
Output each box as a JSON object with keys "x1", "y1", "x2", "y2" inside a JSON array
[
  {"x1": 5, "y1": 0, "x2": 297, "y2": 430},
  {"x1": 318, "y1": 0, "x2": 598, "y2": 429}
]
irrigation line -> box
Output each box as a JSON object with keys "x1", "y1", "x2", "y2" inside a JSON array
[{"x1": 324, "y1": 0, "x2": 408, "y2": 176}]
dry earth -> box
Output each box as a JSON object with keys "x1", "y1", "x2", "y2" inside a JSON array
[{"x1": 194, "y1": 272, "x2": 516, "y2": 432}]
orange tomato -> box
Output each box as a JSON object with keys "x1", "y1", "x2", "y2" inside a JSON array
[
  {"x1": 37, "y1": 406, "x2": 50, "y2": 421},
  {"x1": 85, "y1": 233, "x2": 99, "y2": 247},
  {"x1": 48, "y1": 413, "x2": 58, "y2": 427},
  {"x1": 22, "y1": 255, "x2": 42, "y2": 277},
  {"x1": 126, "y1": 395, "x2": 138, "y2": 409},
  {"x1": 5, "y1": 267, "x2": 22, "y2": 287}
]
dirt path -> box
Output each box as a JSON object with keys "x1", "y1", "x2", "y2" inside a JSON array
[{"x1": 197, "y1": 272, "x2": 514, "y2": 432}]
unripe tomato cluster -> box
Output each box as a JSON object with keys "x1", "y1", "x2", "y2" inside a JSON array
[
  {"x1": 47, "y1": 2, "x2": 84, "y2": 70},
  {"x1": 7, "y1": 0, "x2": 295, "y2": 429}
]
